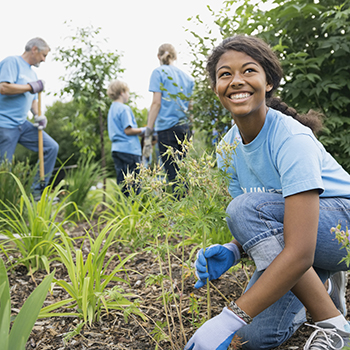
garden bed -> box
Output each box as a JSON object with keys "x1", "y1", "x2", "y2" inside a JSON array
[{"x1": 4, "y1": 220, "x2": 346, "y2": 350}]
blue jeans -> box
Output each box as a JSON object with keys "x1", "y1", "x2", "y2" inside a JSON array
[
  {"x1": 0, "y1": 121, "x2": 59, "y2": 194},
  {"x1": 112, "y1": 151, "x2": 141, "y2": 197},
  {"x1": 157, "y1": 123, "x2": 190, "y2": 192},
  {"x1": 226, "y1": 192, "x2": 350, "y2": 349}
]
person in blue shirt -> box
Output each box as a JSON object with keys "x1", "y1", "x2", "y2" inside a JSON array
[
  {"x1": 0, "y1": 38, "x2": 59, "y2": 197},
  {"x1": 186, "y1": 35, "x2": 350, "y2": 350},
  {"x1": 107, "y1": 80, "x2": 145, "y2": 197},
  {"x1": 143, "y1": 43, "x2": 194, "y2": 193}
]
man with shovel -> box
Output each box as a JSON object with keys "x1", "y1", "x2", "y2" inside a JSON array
[{"x1": 0, "y1": 37, "x2": 59, "y2": 199}]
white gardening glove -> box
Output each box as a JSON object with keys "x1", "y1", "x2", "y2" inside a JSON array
[
  {"x1": 184, "y1": 307, "x2": 246, "y2": 350},
  {"x1": 33, "y1": 115, "x2": 47, "y2": 129},
  {"x1": 142, "y1": 127, "x2": 154, "y2": 160}
]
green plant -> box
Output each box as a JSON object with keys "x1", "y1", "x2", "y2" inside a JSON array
[
  {"x1": 331, "y1": 224, "x2": 350, "y2": 267},
  {"x1": 0, "y1": 257, "x2": 54, "y2": 350},
  {"x1": 0, "y1": 173, "x2": 75, "y2": 273},
  {"x1": 39, "y1": 219, "x2": 145, "y2": 328},
  {"x1": 99, "y1": 177, "x2": 170, "y2": 247},
  {"x1": 0, "y1": 158, "x2": 36, "y2": 211},
  {"x1": 64, "y1": 154, "x2": 103, "y2": 219}
]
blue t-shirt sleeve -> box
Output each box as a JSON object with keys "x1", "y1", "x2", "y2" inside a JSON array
[
  {"x1": 120, "y1": 106, "x2": 135, "y2": 131},
  {"x1": 149, "y1": 69, "x2": 162, "y2": 93},
  {"x1": 0, "y1": 57, "x2": 18, "y2": 84},
  {"x1": 276, "y1": 134, "x2": 324, "y2": 197}
]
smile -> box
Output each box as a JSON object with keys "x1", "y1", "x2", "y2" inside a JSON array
[{"x1": 229, "y1": 93, "x2": 251, "y2": 100}]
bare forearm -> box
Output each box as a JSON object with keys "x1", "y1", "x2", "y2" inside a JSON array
[
  {"x1": 235, "y1": 249, "x2": 312, "y2": 318},
  {"x1": 124, "y1": 127, "x2": 144, "y2": 136},
  {"x1": 147, "y1": 92, "x2": 162, "y2": 130},
  {"x1": 147, "y1": 103, "x2": 160, "y2": 129},
  {"x1": 0, "y1": 82, "x2": 32, "y2": 95}
]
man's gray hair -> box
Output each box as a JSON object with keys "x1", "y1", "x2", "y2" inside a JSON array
[{"x1": 25, "y1": 38, "x2": 50, "y2": 52}]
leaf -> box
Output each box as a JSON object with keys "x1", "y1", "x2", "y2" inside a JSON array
[{"x1": 8, "y1": 270, "x2": 54, "y2": 349}]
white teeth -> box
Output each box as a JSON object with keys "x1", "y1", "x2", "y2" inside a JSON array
[{"x1": 230, "y1": 93, "x2": 250, "y2": 100}]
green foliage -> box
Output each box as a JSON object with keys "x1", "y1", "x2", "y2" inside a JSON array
[
  {"x1": 55, "y1": 24, "x2": 124, "y2": 156},
  {"x1": 0, "y1": 257, "x2": 54, "y2": 350},
  {"x1": 40, "y1": 221, "x2": 145, "y2": 326},
  {"x1": 64, "y1": 155, "x2": 103, "y2": 219},
  {"x1": 187, "y1": 0, "x2": 350, "y2": 171},
  {"x1": 0, "y1": 174, "x2": 74, "y2": 273},
  {"x1": 44, "y1": 100, "x2": 82, "y2": 166},
  {"x1": 262, "y1": 0, "x2": 350, "y2": 172},
  {"x1": 100, "y1": 178, "x2": 169, "y2": 247},
  {"x1": 331, "y1": 224, "x2": 350, "y2": 267},
  {"x1": 0, "y1": 158, "x2": 36, "y2": 211}
]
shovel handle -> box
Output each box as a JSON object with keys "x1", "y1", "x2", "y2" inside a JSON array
[{"x1": 38, "y1": 92, "x2": 45, "y2": 181}]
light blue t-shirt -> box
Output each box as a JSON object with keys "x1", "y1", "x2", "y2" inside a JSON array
[
  {"x1": 217, "y1": 108, "x2": 350, "y2": 199},
  {"x1": 107, "y1": 102, "x2": 142, "y2": 156},
  {"x1": 149, "y1": 65, "x2": 194, "y2": 132},
  {"x1": 0, "y1": 56, "x2": 38, "y2": 128}
]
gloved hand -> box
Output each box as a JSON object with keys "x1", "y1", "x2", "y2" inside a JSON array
[
  {"x1": 143, "y1": 135, "x2": 153, "y2": 159},
  {"x1": 194, "y1": 243, "x2": 241, "y2": 289},
  {"x1": 184, "y1": 307, "x2": 246, "y2": 350},
  {"x1": 28, "y1": 80, "x2": 45, "y2": 94},
  {"x1": 33, "y1": 115, "x2": 47, "y2": 129},
  {"x1": 139, "y1": 127, "x2": 147, "y2": 135},
  {"x1": 144, "y1": 126, "x2": 153, "y2": 137}
]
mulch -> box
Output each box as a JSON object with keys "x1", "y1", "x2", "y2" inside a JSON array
[{"x1": 2, "y1": 221, "x2": 349, "y2": 350}]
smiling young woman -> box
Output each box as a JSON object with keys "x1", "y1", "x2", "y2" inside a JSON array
[{"x1": 185, "y1": 35, "x2": 350, "y2": 350}]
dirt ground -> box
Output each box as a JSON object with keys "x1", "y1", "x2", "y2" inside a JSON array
[{"x1": 3, "y1": 222, "x2": 348, "y2": 350}]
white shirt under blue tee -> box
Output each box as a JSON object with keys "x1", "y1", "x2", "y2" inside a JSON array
[
  {"x1": 0, "y1": 56, "x2": 38, "y2": 128},
  {"x1": 107, "y1": 102, "x2": 142, "y2": 156},
  {"x1": 149, "y1": 65, "x2": 194, "y2": 132},
  {"x1": 217, "y1": 108, "x2": 350, "y2": 199}
]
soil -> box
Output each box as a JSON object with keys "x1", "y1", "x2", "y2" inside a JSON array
[{"x1": 3, "y1": 221, "x2": 349, "y2": 350}]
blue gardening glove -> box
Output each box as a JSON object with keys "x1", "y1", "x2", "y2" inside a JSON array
[
  {"x1": 28, "y1": 79, "x2": 45, "y2": 94},
  {"x1": 194, "y1": 243, "x2": 241, "y2": 289},
  {"x1": 33, "y1": 115, "x2": 47, "y2": 129},
  {"x1": 184, "y1": 307, "x2": 246, "y2": 350}
]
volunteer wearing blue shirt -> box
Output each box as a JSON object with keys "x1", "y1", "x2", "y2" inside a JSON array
[
  {"x1": 107, "y1": 80, "x2": 145, "y2": 197},
  {"x1": 143, "y1": 43, "x2": 194, "y2": 193},
  {"x1": 186, "y1": 35, "x2": 350, "y2": 350},
  {"x1": 0, "y1": 37, "x2": 59, "y2": 197}
]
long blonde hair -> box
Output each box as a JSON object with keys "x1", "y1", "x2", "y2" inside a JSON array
[{"x1": 158, "y1": 43, "x2": 177, "y2": 65}]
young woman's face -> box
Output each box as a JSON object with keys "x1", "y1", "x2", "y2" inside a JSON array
[{"x1": 214, "y1": 50, "x2": 272, "y2": 123}]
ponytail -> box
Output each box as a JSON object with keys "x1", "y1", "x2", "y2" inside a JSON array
[{"x1": 158, "y1": 43, "x2": 177, "y2": 65}]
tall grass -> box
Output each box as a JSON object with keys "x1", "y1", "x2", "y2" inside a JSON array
[
  {"x1": 0, "y1": 174, "x2": 76, "y2": 273},
  {"x1": 64, "y1": 154, "x2": 103, "y2": 219},
  {"x1": 0, "y1": 158, "x2": 36, "y2": 211}
]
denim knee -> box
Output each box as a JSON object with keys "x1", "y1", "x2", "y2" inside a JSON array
[{"x1": 226, "y1": 192, "x2": 285, "y2": 271}]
